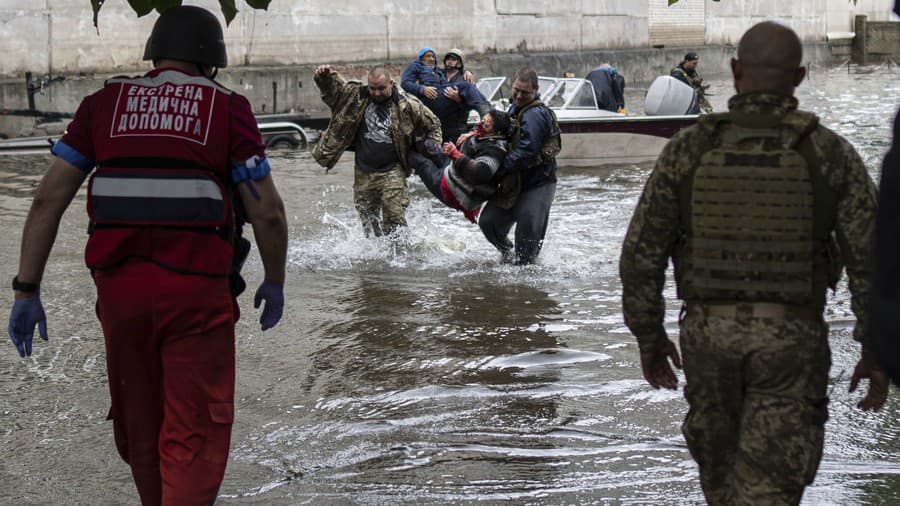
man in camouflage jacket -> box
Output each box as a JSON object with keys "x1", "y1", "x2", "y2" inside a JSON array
[
  {"x1": 620, "y1": 22, "x2": 887, "y2": 505},
  {"x1": 313, "y1": 65, "x2": 441, "y2": 236},
  {"x1": 671, "y1": 52, "x2": 713, "y2": 114}
]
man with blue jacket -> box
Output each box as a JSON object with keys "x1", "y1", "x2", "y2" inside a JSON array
[{"x1": 478, "y1": 68, "x2": 560, "y2": 265}]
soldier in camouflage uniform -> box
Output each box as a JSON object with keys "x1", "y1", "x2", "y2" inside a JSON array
[
  {"x1": 313, "y1": 65, "x2": 441, "y2": 237},
  {"x1": 620, "y1": 22, "x2": 888, "y2": 505},
  {"x1": 672, "y1": 52, "x2": 713, "y2": 114}
]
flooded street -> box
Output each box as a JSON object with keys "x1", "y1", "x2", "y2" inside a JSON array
[{"x1": 2, "y1": 65, "x2": 900, "y2": 505}]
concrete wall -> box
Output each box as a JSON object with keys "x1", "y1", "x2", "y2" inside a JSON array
[
  {"x1": 866, "y1": 20, "x2": 900, "y2": 57},
  {"x1": 649, "y1": 0, "x2": 705, "y2": 47},
  {"x1": 853, "y1": 14, "x2": 900, "y2": 62},
  {"x1": 0, "y1": 0, "x2": 895, "y2": 78},
  {"x1": 829, "y1": 0, "x2": 900, "y2": 33},
  {"x1": 706, "y1": 0, "x2": 830, "y2": 45},
  {"x1": 0, "y1": 39, "x2": 836, "y2": 140}
]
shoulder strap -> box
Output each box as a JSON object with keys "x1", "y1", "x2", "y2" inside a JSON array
[{"x1": 513, "y1": 99, "x2": 545, "y2": 118}]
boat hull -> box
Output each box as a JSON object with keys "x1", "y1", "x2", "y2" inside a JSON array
[{"x1": 556, "y1": 115, "x2": 697, "y2": 167}]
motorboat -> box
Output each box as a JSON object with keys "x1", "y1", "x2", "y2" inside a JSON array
[{"x1": 472, "y1": 75, "x2": 699, "y2": 167}]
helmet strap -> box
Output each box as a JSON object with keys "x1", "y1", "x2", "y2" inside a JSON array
[{"x1": 196, "y1": 63, "x2": 218, "y2": 79}]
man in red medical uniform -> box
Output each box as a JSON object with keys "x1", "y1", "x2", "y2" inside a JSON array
[{"x1": 7, "y1": 6, "x2": 288, "y2": 505}]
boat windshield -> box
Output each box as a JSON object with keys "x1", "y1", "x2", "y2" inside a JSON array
[
  {"x1": 545, "y1": 79, "x2": 598, "y2": 110},
  {"x1": 538, "y1": 77, "x2": 556, "y2": 101},
  {"x1": 476, "y1": 77, "x2": 506, "y2": 102}
]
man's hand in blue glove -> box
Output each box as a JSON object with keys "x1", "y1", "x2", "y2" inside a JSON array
[
  {"x1": 8, "y1": 296, "x2": 48, "y2": 357},
  {"x1": 253, "y1": 280, "x2": 284, "y2": 331}
]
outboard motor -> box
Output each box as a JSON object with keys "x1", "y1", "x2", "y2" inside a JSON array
[{"x1": 644, "y1": 76, "x2": 700, "y2": 116}]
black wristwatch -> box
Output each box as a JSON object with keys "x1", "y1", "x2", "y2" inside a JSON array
[{"x1": 12, "y1": 276, "x2": 39, "y2": 293}]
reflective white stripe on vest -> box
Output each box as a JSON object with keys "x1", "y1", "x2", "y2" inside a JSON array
[
  {"x1": 91, "y1": 176, "x2": 223, "y2": 200},
  {"x1": 89, "y1": 171, "x2": 227, "y2": 226}
]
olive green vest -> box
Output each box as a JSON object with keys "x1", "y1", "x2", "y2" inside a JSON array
[
  {"x1": 490, "y1": 99, "x2": 562, "y2": 209},
  {"x1": 676, "y1": 110, "x2": 840, "y2": 308},
  {"x1": 508, "y1": 99, "x2": 562, "y2": 168}
]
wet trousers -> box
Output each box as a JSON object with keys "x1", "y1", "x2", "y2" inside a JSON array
[
  {"x1": 353, "y1": 165, "x2": 410, "y2": 237},
  {"x1": 479, "y1": 182, "x2": 556, "y2": 264},
  {"x1": 680, "y1": 305, "x2": 831, "y2": 506},
  {"x1": 95, "y1": 261, "x2": 236, "y2": 506},
  {"x1": 408, "y1": 150, "x2": 450, "y2": 205},
  {"x1": 408, "y1": 150, "x2": 481, "y2": 223}
]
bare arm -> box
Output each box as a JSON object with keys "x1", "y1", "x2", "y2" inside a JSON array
[
  {"x1": 238, "y1": 174, "x2": 287, "y2": 285},
  {"x1": 16, "y1": 157, "x2": 88, "y2": 293}
]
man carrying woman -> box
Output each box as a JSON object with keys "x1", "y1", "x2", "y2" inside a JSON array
[
  {"x1": 401, "y1": 47, "x2": 492, "y2": 142},
  {"x1": 408, "y1": 109, "x2": 511, "y2": 223}
]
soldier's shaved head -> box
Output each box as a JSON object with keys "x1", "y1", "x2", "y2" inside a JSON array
[
  {"x1": 369, "y1": 66, "x2": 392, "y2": 82},
  {"x1": 367, "y1": 66, "x2": 393, "y2": 103},
  {"x1": 731, "y1": 21, "x2": 806, "y2": 95}
]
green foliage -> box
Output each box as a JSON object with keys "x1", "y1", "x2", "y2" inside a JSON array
[
  {"x1": 126, "y1": 0, "x2": 154, "y2": 16},
  {"x1": 91, "y1": 0, "x2": 271, "y2": 28},
  {"x1": 219, "y1": 0, "x2": 238, "y2": 24}
]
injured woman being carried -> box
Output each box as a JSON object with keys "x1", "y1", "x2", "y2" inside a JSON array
[{"x1": 407, "y1": 109, "x2": 511, "y2": 223}]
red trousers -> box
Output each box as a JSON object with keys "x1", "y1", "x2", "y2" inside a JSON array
[{"x1": 94, "y1": 261, "x2": 236, "y2": 506}]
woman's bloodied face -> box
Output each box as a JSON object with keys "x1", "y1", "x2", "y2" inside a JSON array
[{"x1": 480, "y1": 113, "x2": 495, "y2": 135}]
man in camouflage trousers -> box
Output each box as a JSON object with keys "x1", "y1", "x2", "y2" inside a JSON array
[
  {"x1": 313, "y1": 65, "x2": 441, "y2": 237},
  {"x1": 619, "y1": 22, "x2": 888, "y2": 505}
]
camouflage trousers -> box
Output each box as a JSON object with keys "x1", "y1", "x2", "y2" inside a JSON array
[
  {"x1": 353, "y1": 165, "x2": 410, "y2": 237},
  {"x1": 680, "y1": 304, "x2": 831, "y2": 506}
]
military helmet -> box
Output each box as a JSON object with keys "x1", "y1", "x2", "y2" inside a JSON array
[
  {"x1": 444, "y1": 48, "x2": 465, "y2": 66},
  {"x1": 143, "y1": 5, "x2": 228, "y2": 68}
]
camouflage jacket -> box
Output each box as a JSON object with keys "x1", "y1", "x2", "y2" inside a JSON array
[
  {"x1": 671, "y1": 64, "x2": 703, "y2": 89},
  {"x1": 311, "y1": 73, "x2": 441, "y2": 172},
  {"x1": 619, "y1": 92, "x2": 877, "y2": 353}
]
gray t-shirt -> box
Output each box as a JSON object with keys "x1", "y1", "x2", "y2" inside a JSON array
[{"x1": 354, "y1": 100, "x2": 399, "y2": 173}]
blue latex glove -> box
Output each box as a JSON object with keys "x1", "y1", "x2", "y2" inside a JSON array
[
  {"x1": 8, "y1": 296, "x2": 48, "y2": 358},
  {"x1": 253, "y1": 280, "x2": 284, "y2": 331}
]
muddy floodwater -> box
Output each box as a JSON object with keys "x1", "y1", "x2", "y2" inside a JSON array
[{"x1": 2, "y1": 65, "x2": 900, "y2": 505}]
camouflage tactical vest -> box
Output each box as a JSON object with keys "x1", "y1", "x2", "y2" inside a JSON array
[
  {"x1": 677, "y1": 110, "x2": 838, "y2": 307},
  {"x1": 490, "y1": 99, "x2": 562, "y2": 209}
]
